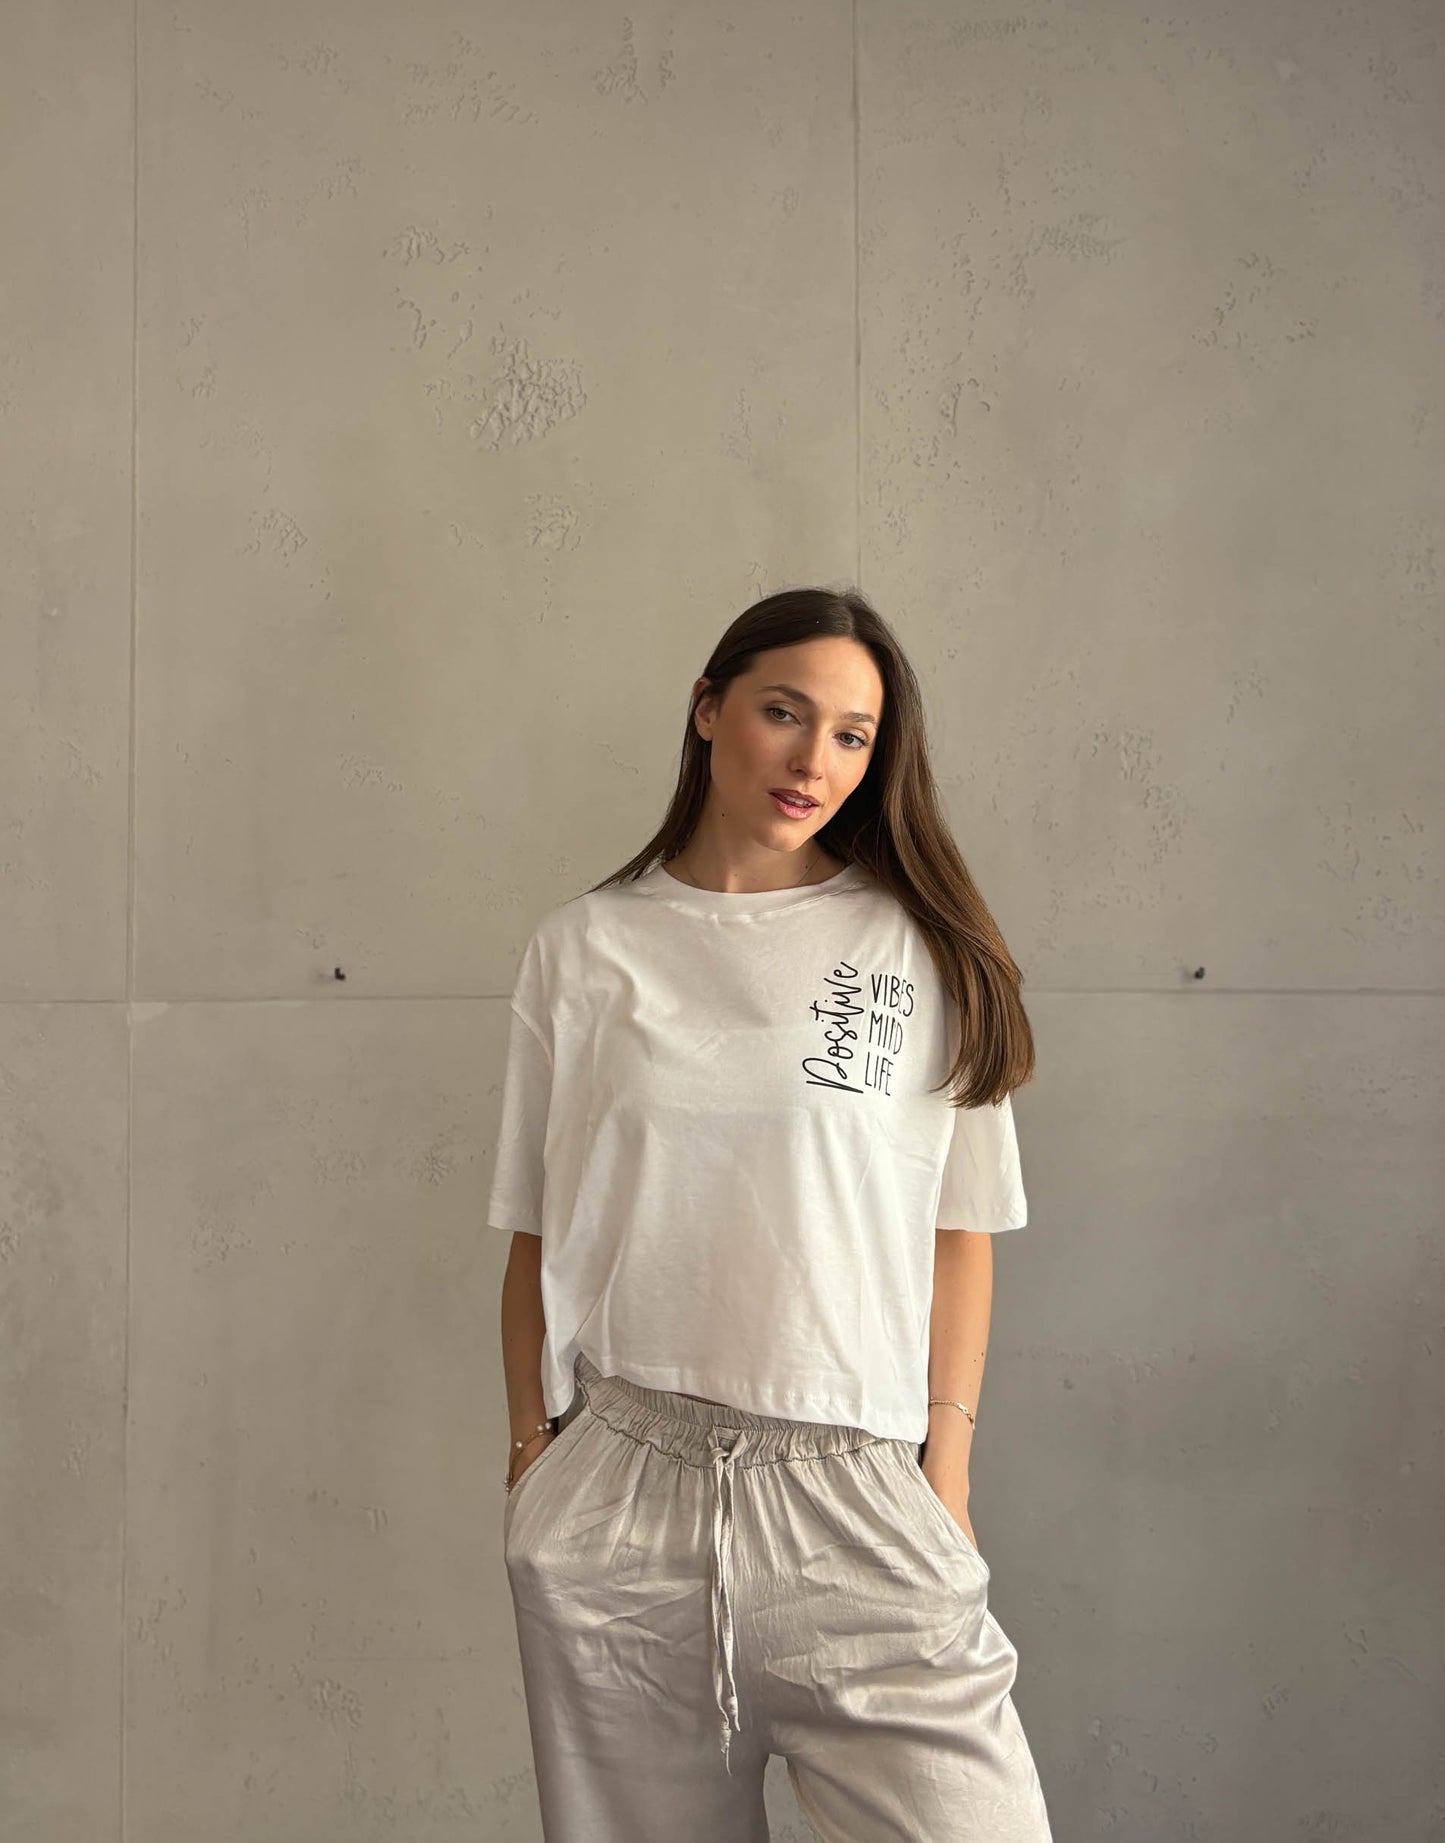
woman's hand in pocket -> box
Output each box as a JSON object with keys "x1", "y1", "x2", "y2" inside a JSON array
[
  {"x1": 922, "y1": 1453, "x2": 978, "y2": 1554},
  {"x1": 508, "y1": 1428, "x2": 556, "y2": 1491}
]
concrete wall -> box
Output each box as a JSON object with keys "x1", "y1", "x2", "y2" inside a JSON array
[{"x1": 2, "y1": 1, "x2": 1441, "y2": 1838}]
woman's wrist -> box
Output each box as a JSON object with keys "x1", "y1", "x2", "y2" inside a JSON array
[
  {"x1": 922, "y1": 1398, "x2": 975, "y2": 1468},
  {"x1": 505, "y1": 1419, "x2": 556, "y2": 1489}
]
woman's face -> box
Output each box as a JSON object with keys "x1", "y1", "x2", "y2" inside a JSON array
[{"x1": 691, "y1": 637, "x2": 884, "y2": 846}]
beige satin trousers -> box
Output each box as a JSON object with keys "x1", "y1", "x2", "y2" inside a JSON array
[{"x1": 503, "y1": 1350, "x2": 1053, "y2": 1842}]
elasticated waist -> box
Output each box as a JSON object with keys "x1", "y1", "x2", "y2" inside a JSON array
[{"x1": 574, "y1": 1349, "x2": 888, "y2": 1469}]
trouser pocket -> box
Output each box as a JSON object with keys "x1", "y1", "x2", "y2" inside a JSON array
[
  {"x1": 503, "y1": 1390, "x2": 589, "y2": 1540},
  {"x1": 886, "y1": 1439, "x2": 991, "y2": 1578}
]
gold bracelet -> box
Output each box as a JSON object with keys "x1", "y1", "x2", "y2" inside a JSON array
[
  {"x1": 504, "y1": 1420, "x2": 555, "y2": 1492},
  {"x1": 927, "y1": 1397, "x2": 975, "y2": 1425}
]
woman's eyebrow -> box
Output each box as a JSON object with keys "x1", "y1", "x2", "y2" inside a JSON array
[{"x1": 756, "y1": 683, "x2": 878, "y2": 727}]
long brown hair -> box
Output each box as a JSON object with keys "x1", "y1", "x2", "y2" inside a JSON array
[{"x1": 587, "y1": 586, "x2": 1034, "y2": 1110}]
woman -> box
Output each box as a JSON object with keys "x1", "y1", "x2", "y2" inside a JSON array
[{"x1": 490, "y1": 586, "x2": 1053, "y2": 1842}]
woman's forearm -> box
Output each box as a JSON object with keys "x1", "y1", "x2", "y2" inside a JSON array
[
  {"x1": 923, "y1": 1226, "x2": 992, "y2": 1484},
  {"x1": 500, "y1": 1232, "x2": 552, "y2": 1452}
]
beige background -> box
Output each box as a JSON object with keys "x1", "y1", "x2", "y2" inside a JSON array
[{"x1": 2, "y1": 1, "x2": 1442, "y2": 1838}]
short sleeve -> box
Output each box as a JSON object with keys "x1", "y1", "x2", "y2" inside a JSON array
[
  {"x1": 934, "y1": 1090, "x2": 1028, "y2": 1233},
  {"x1": 485, "y1": 937, "x2": 553, "y2": 1238}
]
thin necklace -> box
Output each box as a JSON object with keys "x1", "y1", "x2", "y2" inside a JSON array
[{"x1": 670, "y1": 843, "x2": 821, "y2": 891}]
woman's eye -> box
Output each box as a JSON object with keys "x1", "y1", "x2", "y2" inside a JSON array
[{"x1": 764, "y1": 706, "x2": 867, "y2": 750}]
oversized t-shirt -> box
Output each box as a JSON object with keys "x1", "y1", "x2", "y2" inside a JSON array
[{"x1": 486, "y1": 856, "x2": 1028, "y2": 1443}]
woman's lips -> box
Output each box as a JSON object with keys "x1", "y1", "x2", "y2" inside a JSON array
[{"x1": 768, "y1": 790, "x2": 818, "y2": 818}]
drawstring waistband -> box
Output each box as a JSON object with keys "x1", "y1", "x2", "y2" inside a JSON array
[{"x1": 573, "y1": 1350, "x2": 884, "y2": 1779}]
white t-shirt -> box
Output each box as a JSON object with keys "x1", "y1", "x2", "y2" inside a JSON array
[{"x1": 486, "y1": 856, "x2": 1028, "y2": 1443}]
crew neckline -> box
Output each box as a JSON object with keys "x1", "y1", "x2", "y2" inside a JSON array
[{"x1": 632, "y1": 858, "x2": 869, "y2": 914}]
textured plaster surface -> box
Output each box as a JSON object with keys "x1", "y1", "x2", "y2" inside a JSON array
[{"x1": 2, "y1": 0, "x2": 1441, "y2": 1838}]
